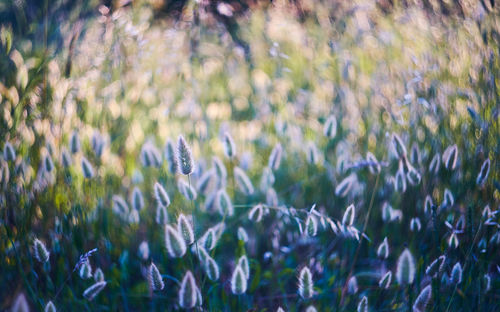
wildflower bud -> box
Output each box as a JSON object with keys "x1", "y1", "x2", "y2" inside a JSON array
[
  {"x1": 396, "y1": 248, "x2": 415, "y2": 285},
  {"x1": 83, "y1": 281, "x2": 107, "y2": 300},
  {"x1": 357, "y1": 296, "x2": 368, "y2": 312},
  {"x1": 149, "y1": 263, "x2": 165, "y2": 291},
  {"x1": 81, "y1": 157, "x2": 94, "y2": 179},
  {"x1": 45, "y1": 301, "x2": 56, "y2": 312},
  {"x1": 377, "y1": 237, "x2": 389, "y2": 259},
  {"x1": 177, "y1": 213, "x2": 195, "y2": 245},
  {"x1": 277, "y1": 307, "x2": 285, "y2": 312},
  {"x1": 298, "y1": 266, "x2": 314, "y2": 299},
  {"x1": 476, "y1": 158, "x2": 490, "y2": 187},
  {"x1": 33, "y1": 238, "x2": 50, "y2": 263},
  {"x1": 413, "y1": 285, "x2": 432, "y2": 312},
  {"x1": 379, "y1": 271, "x2": 392, "y2": 289},
  {"x1": 164, "y1": 139, "x2": 178, "y2": 174},
  {"x1": 165, "y1": 225, "x2": 187, "y2": 258},
  {"x1": 177, "y1": 135, "x2": 194, "y2": 175},
  {"x1": 323, "y1": 115, "x2": 337, "y2": 138},
  {"x1": 234, "y1": 166, "x2": 254, "y2": 195},
  {"x1": 178, "y1": 180, "x2": 197, "y2": 200},
  {"x1": 268, "y1": 143, "x2": 283, "y2": 171},
  {"x1": 179, "y1": 271, "x2": 199, "y2": 308}
]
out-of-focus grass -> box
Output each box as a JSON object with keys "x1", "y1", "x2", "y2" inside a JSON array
[{"x1": 0, "y1": 0, "x2": 499, "y2": 311}]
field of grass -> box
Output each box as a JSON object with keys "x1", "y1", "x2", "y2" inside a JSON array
[{"x1": 0, "y1": 0, "x2": 499, "y2": 311}]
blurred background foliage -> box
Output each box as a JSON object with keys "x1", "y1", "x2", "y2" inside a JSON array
[{"x1": 0, "y1": 0, "x2": 499, "y2": 311}]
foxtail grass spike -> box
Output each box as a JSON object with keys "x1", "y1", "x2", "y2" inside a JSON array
[
  {"x1": 396, "y1": 248, "x2": 415, "y2": 285},
  {"x1": 268, "y1": 143, "x2": 282, "y2": 171},
  {"x1": 237, "y1": 255, "x2": 250, "y2": 280},
  {"x1": 94, "y1": 268, "x2": 104, "y2": 282},
  {"x1": 165, "y1": 225, "x2": 187, "y2": 258},
  {"x1": 234, "y1": 166, "x2": 254, "y2": 195},
  {"x1": 12, "y1": 293, "x2": 29, "y2": 312},
  {"x1": 205, "y1": 257, "x2": 220, "y2": 281},
  {"x1": 154, "y1": 182, "x2": 170, "y2": 207},
  {"x1": 357, "y1": 296, "x2": 368, "y2": 312},
  {"x1": 179, "y1": 271, "x2": 199, "y2": 308},
  {"x1": 298, "y1": 266, "x2": 314, "y2": 299},
  {"x1": 379, "y1": 271, "x2": 392, "y2": 289},
  {"x1": 305, "y1": 214, "x2": 318, "y2": 237},
  {"x1": 44, "y1": 301, "x2": 56, "y2": 312},
  {"x1": 81, "y1": 157, "x2": 94, "y2": 179},
  {"x1": 33, "y1": 238, "x2": 50, "y2": 263},
  {"x1": 413, "y1": 285, "x2": 432, "y2": 312},
  {"x1": 149, "y1": 262, "x2": 165, "y2": 291},
  {"x1": 83, "y1": 281, "x2": 107, "y2": 300},
  {"x1": 342, "y1": 204, "x2": 355, "y2": 226},
  {"x1": 177, "y1": 135, "x2": 194, "y2": 175},
  {"x1": 377, "y1": 237, "x2": 389, "y2": 259},
  {"x1": 222, "y1": 132, "x2": 236, "y2": 159},
  {"x1": 177, "y1": 213, "x2": 195, "y2": 244},
  {"x1": 231, "y1": 265, "x2": 248, "y2": 295},
  {"x1": 450, "y1": 262, "x2": 462, "y2": 285},
  {"x1": 476, "y1": 158, "x2": 490, "y2": 187},
  {"x1": 323, "y1": 115, "x2": 337, "y2": 138},
  {"x1": 164, "y1": 139, "x2": 178, "y2": 174}
]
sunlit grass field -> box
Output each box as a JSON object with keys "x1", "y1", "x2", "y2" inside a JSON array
[{"x1": 0, "y1": 0, "x2": 499, "y2": 311}]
